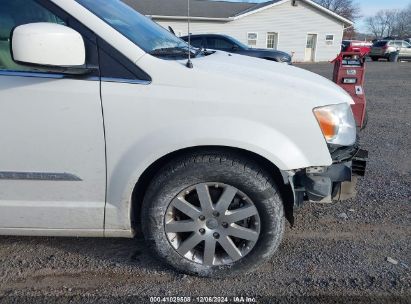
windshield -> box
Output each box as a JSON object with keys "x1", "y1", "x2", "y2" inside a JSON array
[
  {"x1": 226, "y1": 36, "x2": 249, "y2": 49},
  {"x1": 76, "y1": 0, "x2": 187, "y2": 53}
]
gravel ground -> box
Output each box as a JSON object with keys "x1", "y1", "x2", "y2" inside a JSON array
[{"x1": 0, "y1": 62, "x2": 410, "y2": 304}]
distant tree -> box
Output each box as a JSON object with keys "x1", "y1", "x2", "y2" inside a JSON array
[
  {"x1": 365, "y1": 10, "x2": 398, "y2": 39},
  {"x1": 343, "y1": 26, "x2": 356, "y2": 40},
  {"x1": 394, "y1": 3, "x2": 411, "y2": 37},
  {"x1": 365, "y1": 4, "x2": 411, "y2": 39},
  {"x1": 313, "y1": 0, "x2": 361, "y2": 21}
]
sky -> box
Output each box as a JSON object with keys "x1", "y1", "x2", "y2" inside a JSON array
[
  {"x1": 215, "y1": 0, "x2": 410, "y2": 32},
  {"x1": 355, "y1": 0, "x2": 409, "y2": 31}
]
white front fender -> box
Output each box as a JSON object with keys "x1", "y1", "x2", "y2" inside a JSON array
[{"x1": 104, "y1": 116, "x2": 331, "y2": 233}]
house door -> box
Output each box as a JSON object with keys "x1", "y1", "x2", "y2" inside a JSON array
[
  {"x1": 267, "y1": 32, "x2": 278, "y2": 50},
  {"x1": 305, "y1": 34, "x2": 317, "y2": 62}
]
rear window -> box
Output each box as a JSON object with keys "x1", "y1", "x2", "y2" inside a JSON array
[{"x1": 373, "y1": 41, "x2": 387, "y2": 47}]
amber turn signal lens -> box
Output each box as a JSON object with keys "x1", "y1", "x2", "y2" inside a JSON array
[
  {"x1": 313, "y1": 108, "x2": 339, "y2": 141},
  {"x1": 313, "y1": 103, "x2": 356, "y2": 146}
]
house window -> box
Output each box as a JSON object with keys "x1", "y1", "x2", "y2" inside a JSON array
[
  {"x1": 266, "y1": 32, "x2": 278, "y2": 49},
  {"x1": 247, "y1": 32, "x2": 258, "y2": 46},
  {"x1": 325, "y1": 34, "x2": 334, "y2": 45}
]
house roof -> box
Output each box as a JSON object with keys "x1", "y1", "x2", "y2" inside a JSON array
[
  {"x1": 122, "y1": 0, "x2": 281, "y2": 19},
  {"x1": 123, "y1": 0, "x2": 353, "y2": 25}
]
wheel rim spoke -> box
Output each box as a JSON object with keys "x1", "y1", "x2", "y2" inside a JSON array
[
  {"x1": 223, "y1": 205, "x2": 258, "y2": 224},
  {"x1": 196, "y1": 184, "x2": 214, "y2": 214},
  {"x1": 177, "y1": 233, "x2": 202, "y2": 256},
  {"x1": 203, "y1": 238, "x2": 216, "y2": 265},
  {"x1": 165, "y1": 182, "x2": 260, "y2": 266},
  {"x1": 165, "y1": 220, "x2": 196, "y2": 233},
  {"x1": 215, "y1": 185, "x2": 238, "y2": 213},
  {"x1": 218, "y1": 235, "x2": 242, "y2": 261},
  {"x1": 171, "y1": 196, "x2": 201, "y2": 219},
  {"x1": 226, "y1": 224, "x2": 259, "y2": 242}
]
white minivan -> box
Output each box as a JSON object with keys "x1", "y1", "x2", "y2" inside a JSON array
[{"x1": 0, "y1": 0, "x2": 366, "y2": 277}]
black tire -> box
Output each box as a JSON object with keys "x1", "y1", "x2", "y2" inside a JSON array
[
  {"x1": 371, "y1": 56, "x2": 379, "y2": 61},
  {"x1": 141, "y1": 150, "x2": 285, "y2": 277},
  {"x1": 388, "y1": 52, "x2": 399, "y2": 62}
]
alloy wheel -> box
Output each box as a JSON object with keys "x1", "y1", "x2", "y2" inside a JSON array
[{"x1": 164, "y1": 182, "x2": 261, "y2": 266}]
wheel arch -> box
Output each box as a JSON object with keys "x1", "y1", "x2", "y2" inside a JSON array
[
  {"x1": 103, "y1": 116, "x2": 323, "y2": 235},
  {"x1": 130, "y1": 145, "x2": 294, "y2": 237},
  {"x1": 262, "y1": 57, "x2": 278, "y2": 62}
]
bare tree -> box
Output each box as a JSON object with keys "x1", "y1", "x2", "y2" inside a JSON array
[
  {"x1": 313, "y1": 0, "x2": 361, "y2": 21},
  {"x1": 365, "y1": 4, "x2": 411, "y2": 39},
  {"x1": 395, "y1": 3, "x2": 411, "y2": 37},
  {"x1": 365, "y1": 10, "x2": 397, "y2": 38},
  {"x1": 394, "y1": 10, "x2": 410, "y2": 37},
  {"x1": 343, "y1": 26, "x2": 356, "y2": 39}
]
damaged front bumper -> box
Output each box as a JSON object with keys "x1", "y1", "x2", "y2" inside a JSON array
[{"x1": 286, "y1": 144, "x2": 368, "y2": 206}]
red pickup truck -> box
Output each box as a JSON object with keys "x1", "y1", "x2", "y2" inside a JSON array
[{"x1": 342, "y1": 40, "x2": 372, "y2": 55}]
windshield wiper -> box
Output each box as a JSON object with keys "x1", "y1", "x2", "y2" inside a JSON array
[
  {"x1": 149, "y1": 46, "x2": 208, "y2": 58},
  {"x1": 149, "y1": 47, "x2": 192, "y2": 56}
]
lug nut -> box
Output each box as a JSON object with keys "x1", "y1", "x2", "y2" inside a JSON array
[
  {"x1": 222, "y1": 222, "x2": 228, "y2": 228},
  {"x1": 199, "y1": 228, "x2": 205, "y2": 234},
  {"x1": 212, "y1": 211, "x2": 220, "y2": 217},
  {"x1": 199, "y1": 215, "x2": 205, "y2": 221},
  {"x1": 213, "y1": 232, "x2": 220, "y2": 239}
]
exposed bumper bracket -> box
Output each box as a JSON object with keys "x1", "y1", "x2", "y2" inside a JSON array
[{"x1": 288, "y1": 148, "x2": 368, "y2": 205}]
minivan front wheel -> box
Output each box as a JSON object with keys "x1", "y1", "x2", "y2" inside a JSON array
[{"x1": 141, "y1": 151, "x2": 284, "y2": 277}]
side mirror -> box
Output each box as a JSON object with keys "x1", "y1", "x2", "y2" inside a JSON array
[
  {"x1": 231, "y1": 45, "x2": 239, "y2": 51},
  {"x1": 12, "y1": 23, "x2": 90, "y2": 74}
]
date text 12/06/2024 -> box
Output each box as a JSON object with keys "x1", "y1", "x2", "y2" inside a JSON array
[{"x1": 149, "y1": 296, "x2": 257, "y2": 303}]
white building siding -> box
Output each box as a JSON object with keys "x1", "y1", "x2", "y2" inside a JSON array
[{"x1": 155, "y1": 1, "x2": 344, "y2": 62}]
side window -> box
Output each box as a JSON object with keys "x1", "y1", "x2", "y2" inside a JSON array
[
  {"x1": 206, "y1": 38, "x2": 234, "y2": 50},
  {"x1": 189, "y1": 38, "x2": 204, "y2": 48},
  {"x1": 0, "y1": 0, "x2": 65, "y2": 71},
  {"x1": 402, "y1": 41, "x2": 410, "y2": 48},
  {"x1": 0, "y1": 0, "x2": 150, "y2": 82}
]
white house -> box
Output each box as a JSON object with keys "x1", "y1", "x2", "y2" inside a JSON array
[{"x1": 124, "y1": 0, "x2": 353, "y2": 62}]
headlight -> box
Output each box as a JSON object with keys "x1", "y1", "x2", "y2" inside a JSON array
[
  {"x1": 313, "y1": 103, "x2": 356, "y2": 146},
  {"x1": 280, "y1": 56, "x2": 291, "y2": 62}
]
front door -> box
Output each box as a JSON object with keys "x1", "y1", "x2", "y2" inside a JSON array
[
  {"x1": 267, "y1": 32, "x2": 278, "y2": 50},
  {"x1": 400, "y1": 41, "x2": 411, "y2": 59},
  {"x1": 305, "y1": 34, "x2": 317, "y2": 62},
  {"x1": 0, "y1": 0, "x2": 106, "y2": 232}
]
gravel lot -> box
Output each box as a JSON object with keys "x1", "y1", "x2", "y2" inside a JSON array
[{"x1": 0, "y1": 62, "x2": 410, "y2": 303}]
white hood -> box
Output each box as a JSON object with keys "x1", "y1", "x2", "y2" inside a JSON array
[{"x1": 189, "y1": 51, "x2": 354, "y2": 107}]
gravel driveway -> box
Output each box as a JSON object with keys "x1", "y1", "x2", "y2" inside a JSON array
[{"x1": 0, "y1": 62, "x2": 410, "y2": 304}]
